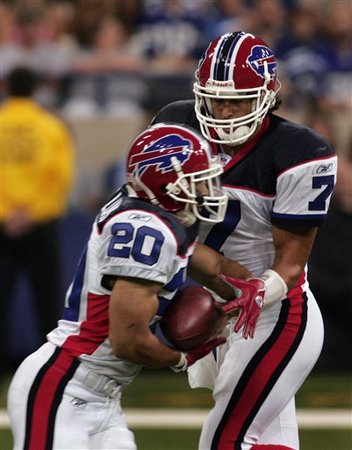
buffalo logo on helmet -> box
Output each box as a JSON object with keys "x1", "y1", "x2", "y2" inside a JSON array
[
  {"x1": 129, "y1": 134, "x2": 191, "y2": 176},
  {"x1": 247, "y1": 45, "x2": 276, "y2": 79}
]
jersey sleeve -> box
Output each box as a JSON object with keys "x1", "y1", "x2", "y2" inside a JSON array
[
  {"x1": 98, "y1": 210, "x2": 180, "y2": 285},
  {"x1": 272, "y1": 154, "x2": 338, "y2": 227}
]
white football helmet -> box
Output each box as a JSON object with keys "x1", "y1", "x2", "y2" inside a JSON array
[
  {"x1": 126, "y1": 123, "x2": 228, "y2": 225},
  {"x1": 194, "y1": 31, "x2": 281, "y2": 146}
]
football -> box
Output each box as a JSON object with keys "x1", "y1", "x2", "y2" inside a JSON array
[{"x1": 160, "y1": 285, "x2": 223, "y2": 351}]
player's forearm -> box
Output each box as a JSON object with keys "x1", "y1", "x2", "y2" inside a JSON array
[
  {"x1": 271, "y1": 225, "x2": 317, "y2": 291},
  {"x1": 219, "y1": 256, "x2": 252, "y2": 280},
  {"x1": 110, "y1": 332, "x2": 181, "y2": 368},
  {"x1": 189, "y1": 242, "x2": 252, "y2": 288}
]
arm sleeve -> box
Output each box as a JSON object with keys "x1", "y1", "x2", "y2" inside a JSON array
[
  {"x1": 272, "y1": 155, "x2": 338, "y2": 228},
  {"x1": 99, "y1": 211, "x2": 180, "y2": 286}
]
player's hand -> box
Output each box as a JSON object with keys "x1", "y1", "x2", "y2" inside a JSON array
[
  {"x1": 171, "y1": 337, "x2": 226, "y2": 372},
  {"x1": 220, "y1": 276, "x2": 266, "y2": 339},
  {"x1": 186, "y1": 336, "x2": 226, "y2": 366}
]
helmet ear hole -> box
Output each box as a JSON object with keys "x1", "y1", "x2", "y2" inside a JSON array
[{"x1": 165, "y1": 181, "x2": 181, "y2": 195}]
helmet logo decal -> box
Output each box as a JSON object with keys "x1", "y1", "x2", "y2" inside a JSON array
[
  {"x1": 130, "y1": 134, "x2": 191, "y2": 176},
  {"x1": 247, "y1": 45, "x2": 276, "y2": 79}
]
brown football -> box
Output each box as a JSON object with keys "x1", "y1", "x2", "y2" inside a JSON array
[{"x1": 160, "y1": 285, "x2": 222, "y2": 351}]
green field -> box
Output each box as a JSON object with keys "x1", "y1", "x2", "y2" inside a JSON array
[
  {"x1": 1, "y1": 369, "x2": 351, "y2": 450},
  {"x1": 1, "y1": 427, "x2": 351, "y2": 450}
]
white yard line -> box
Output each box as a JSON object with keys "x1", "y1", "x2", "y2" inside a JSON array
[{"x1": 1, "y1": 408, "x2": 351, "y2": 430}]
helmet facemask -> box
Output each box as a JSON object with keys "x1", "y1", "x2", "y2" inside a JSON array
[
  {"x1": 194, "y1": 61, "x2": 279, "y2": 146},
  {"x1": 194, "y1": 31, "x2": 280, "y2": 146},
  {"x1": 165, "y1": 156, "x2": 228, "y2": 225}
]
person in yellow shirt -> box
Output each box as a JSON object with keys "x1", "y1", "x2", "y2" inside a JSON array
[{"x1": 0, "y1": 66, "x2": 75, "y2": 377}]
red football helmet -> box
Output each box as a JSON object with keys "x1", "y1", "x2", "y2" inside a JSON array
[
  {"x1": 194, "y1": 31, "x2": 281, "y2": 145},
  {"x1": 126, "y1": 123, "x2": 227, "y2": 224}
]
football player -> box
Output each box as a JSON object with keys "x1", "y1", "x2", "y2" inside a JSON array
[
  {"x1": 151, "y1": 32, "x2": 337, "y2": 449},
  {"x1": 7, "y1": 123, "x2": 253, "y2": 450}
]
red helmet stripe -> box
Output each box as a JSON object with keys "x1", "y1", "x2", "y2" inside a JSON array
[
  {"x1": 228, "y1": 33, "x2": 253, "y2": 85},
  {"x1": 198, "y1": 35, "x2": 222, "y2": 84},
  {"x1": 216, "y1": 32, "x2": 246, "y2": 81}
]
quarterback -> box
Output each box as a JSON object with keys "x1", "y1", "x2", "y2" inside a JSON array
[{"x1": 152, "y1": 32, "x2": 337, "y2": 449}]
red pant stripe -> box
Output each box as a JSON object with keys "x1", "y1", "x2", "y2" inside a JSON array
[
  {"x1": 211, "y1": 294, "x2": 307, "y2": 450},
  {"x1": 24, "y1": 348, "x2": 79, "y2": 450}
]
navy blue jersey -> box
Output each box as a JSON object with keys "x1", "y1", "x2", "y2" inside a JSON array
[{"x1": 152, "y1": 101, "x2": 337, "y2": 275}]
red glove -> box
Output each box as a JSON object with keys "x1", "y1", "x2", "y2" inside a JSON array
[
  {"x1": 220, "y1": 276, "x2": 266, "y2": 339},
  {"x1": 171, "y1": 337, "x2": 226, "y2": 372}
]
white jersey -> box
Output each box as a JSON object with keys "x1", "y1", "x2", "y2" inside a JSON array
[
  {"x1": 48, "y1": 187, "x2": 198, "y2": 385},
  {"x1": 7, "y1": 186, "x2": 199, "y2": 450}
]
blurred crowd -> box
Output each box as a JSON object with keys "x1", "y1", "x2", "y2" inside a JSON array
[
  {"x1": 1, "y1": 0, "x2": 351, "y2": 205},
  {"x1": 0, "y1": 1, "x2": 350, "y2": 127},
  {"x1": 0, "y1": 0, "x2": 351, "y2": 371}
]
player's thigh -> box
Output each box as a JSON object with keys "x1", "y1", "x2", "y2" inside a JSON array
[
  {"x1": 7, "y1": 343, "x2": 56, "y2": 448},
  {"x1": 255, "y1": 292, "x2": 324, "y2": 445},
  {"x1": 257, "y1": 398, "x2": 298, "y2": 448},
  {"x1": 198, "y1": 315, "x2": 278, "y2": 447},
  {"x1": 56, "y1": 381, "x2": 137, "y2": 450},
  {"x1": 90, "y1": 427, "x2": 137, "y2": 450},
  {"x1": 214, "y1": 305, "x2": 281, "y2": 399}
]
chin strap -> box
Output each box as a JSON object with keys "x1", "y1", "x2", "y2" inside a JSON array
[
  {"x1": 125, "y1": 183, "x2": 138, "y2": 197},
  {"x1": 174, "y1": 208, "x2": 197, "y2": 227}
]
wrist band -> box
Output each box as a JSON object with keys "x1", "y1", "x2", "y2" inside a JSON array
[
  {"x1": 260, "y1": 269, "x2": 288, "y2": 305},
  {"x1": 170, "y1": 353, "x2": 187, "y2": 372}
]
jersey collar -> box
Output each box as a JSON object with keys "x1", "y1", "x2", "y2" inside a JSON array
[{"x1": 211, "y1": 116, "x2": 270, "y2": 172}]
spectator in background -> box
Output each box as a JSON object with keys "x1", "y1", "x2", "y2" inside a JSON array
[
  {"x1": 112, "y1": 0, "x2": 141, "y2": 36},
  {"x1": 70, "y1": 0, "x2": 114, "y2": 49},
  {"x1": 0, "y1": 1, "x2": 14, "y2": 101},
  {"x1": 129, "y1": 0, "x2": 209, "y2": 115},
  {"x1": 316, "y1": 1, "x2": 352, "y2": 161},
  {"x1": 131, "y1": 0, "x2": 208, "y2": 73},
  {"x1": 0, "y1": 3, "x2": 75, "y2": 107},
  {"x1": 245, "y1": 0, "x2": 287, "y2": 49},
  {"x1": 202, "y1": 0, "x2": 250, "y2": 43},
  {"x1": 275, "y1": 3, "x2": 321, "y2": 57},
  {"x1": 274, "y1": 3, "x2": 327, "y2": 108},
  {"x1": 0, "y1": 1, "x2": 13, "y2": 46},
  {"x1": 42, "y1": 1, "x2": 77, "y2": 52},
  {"x1": 73, "y1": 16, "x2": 143, "y2": 74},
  {"x1": 0, "y1": 67, "x2": 75, "y2": 378},
  {"x1": 63, "y1": 15, "x2": 146, "y2": 118}
]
